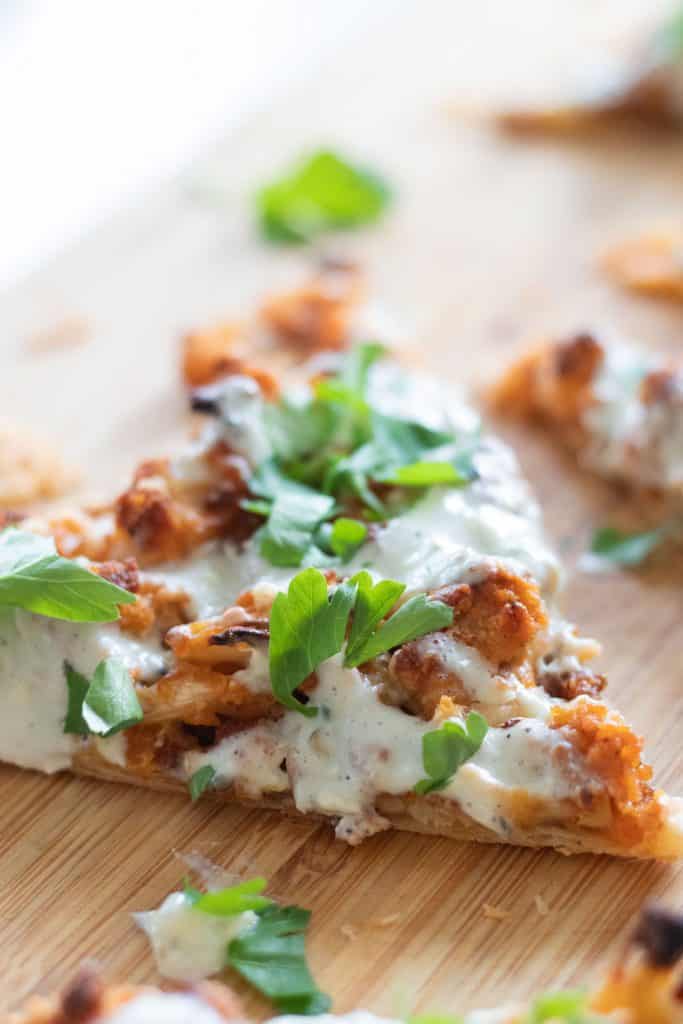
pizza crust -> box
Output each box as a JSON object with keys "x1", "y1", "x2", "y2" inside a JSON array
[{"x1": 72, "y1": 747, "x2": 683, "y2": 862}]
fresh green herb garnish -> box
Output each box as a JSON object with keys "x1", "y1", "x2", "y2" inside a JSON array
[
  {"x1": 343, "y1": 570, "x2": 453, "y2": 668},
  {"x1": 190, "y1": 877, "x2": 273, "y2": 916},
  {"x1": 589, "y1": 525, "x2": 664, "y2": 568},
  {"x1": 188, "y1": 765, "x2": 216, "y2": 802},
  {"x1": 228, "y1": 904, "x2": 331, "y2": 1014},
  {"x1": 245, "y1": 344, "x2": 477, "y2": 568},
  {"x1": 526, "y1": 989, "x2": 599, "y2": 1023},
  {"x1": 63, "y1": 664, "x2": 91, "y2": 736},
  {"x1": 256, "y1": 149, "x2": 390, "y2": 245},
  {"x1": 63, "y1": 658, "x2": 142, "y2": 737},
  {"x1": 318, "y1": 517, "x2": 368, "y2": 561},
  {"x1": 0, "y1": 528, "x2": 135, "y2": 622},
  {"x1": 250, "y1": 460, "x2": 336, "y2": 568},
  {"x1": 269, "y1": 568, "x2": 357, "y2": 716},
  {"x1": 654, "y1": 3, "x2": 683, "y2": 63},
  {"x1": 380, "y1": 461, "x2": 469, "y2": 487},
  {"x1": 415, "y1": 712, "x2": 488, "y2": 795},
  {"x1": 268, "y1": 567, "x2": 453, "y2": 713}
]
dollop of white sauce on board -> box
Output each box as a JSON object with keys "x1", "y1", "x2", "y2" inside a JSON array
[
  {"x1": 106, "y1": 991, "x2": 228, "y2": 1024},
  {"x1": 134, "y1": 891, "x2": 257, "y2": 982}
]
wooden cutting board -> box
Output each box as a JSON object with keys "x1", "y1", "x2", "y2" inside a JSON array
[{"x1": 2, "y1": 1, "x2": 682, "y2": 1016}]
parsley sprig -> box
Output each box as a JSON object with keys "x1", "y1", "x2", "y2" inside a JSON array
[
  {"x1": 256, "y1": 149, "x2": 391, "y2": 245},
  {"x1": 183, "y1": 877, "x2": 330, "y2": 1015},
  {"x1": 415, "y1": 712, "x2": 488, "y2": 795},
  {"x1": 268, "y1": 567, "x2": 454, "y2": 716},
  {"x1": 242, "y1": 344, "x2": 477, "y2": 568},
  {"x1": 0, "y1": 528, "x2": 136, "y2": 622},
  {"x1": 588, "y1": 525, "x2": 665, "y2": 569},
  {"x1": 63, "y1": 659, "x2": 143, "y2": 737}
]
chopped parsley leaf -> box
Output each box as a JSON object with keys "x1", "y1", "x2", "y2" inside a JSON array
[
  {"x1": 190, "y1": 877, "x2": 272, "y2": 916},
  {"x1": 589, "y1": 525, "x2": 664, "y2": 568},
  {"x1": 256, "y1": 149, "x2": 390, "y2": 245},
  {"x1": 188, "y1": 765, "x2": 216, "y2": 802},
  {"x1": 0, "y1": 528, "x2": 136, "y2": 623},
  {"x1": 63, "y1": 658, "x2": 143, "y2": 737},
  {"x1": 268, "y1": 568, "x2": 454, "y2": 712},
  {"x1": 269, "y1": 569, "x2": 357, "y2": 716},
  {"x1": 228, "y1": 904, "x2": 331, "y2": 1014},
  {"x1": 344, "y1": 570, "x2": 453, "y2": 668},
  {"x1": 415, "y1": 712, "x2": 488, "y2": 795}
]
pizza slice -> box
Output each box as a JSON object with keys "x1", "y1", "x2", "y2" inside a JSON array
[
  {"x1": 0, "y1": 279, "x2": 681, "y2": 859},
  {"x1": 490, "y1": 330, "x2": 683, "y2": 505},
  {"x1": 496, "y1": 5, "x2": 683, "y2": 136},
  {"x1": 11, "y1": 906, "x2": 683, "y2": 1023}
]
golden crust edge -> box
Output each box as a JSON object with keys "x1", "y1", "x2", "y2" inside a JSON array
[{"x1": 70, "y1": 748, "x2": 683, "y2": 862}]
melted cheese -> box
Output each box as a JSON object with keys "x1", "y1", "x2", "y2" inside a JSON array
[{"x1": 134, "y1": 891, "x2": 257, "y2": 982}]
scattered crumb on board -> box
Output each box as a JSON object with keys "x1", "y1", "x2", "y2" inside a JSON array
[
  {"x1": 26, "y1": 315, "x2": 91, "y2": 354},
  {"x1": 369, "y1": 913, "x2": 401, "y2": 928},
  {"x1": 341, "y1": 923, "x2": 358, "y2": 941},
  {"x1": 0, "y1": 422, "x2": 79, "y2": 505},
  {"x1": 482, "y1": 902, "x2": 511, "y2": 922},
  {"x1": 534, "y1": 894, "x2": 550, "y2": 916}
]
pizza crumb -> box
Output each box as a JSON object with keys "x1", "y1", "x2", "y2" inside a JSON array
[
  {"x1": 0, "y1": 422, "x2": 80, "y2": 505},
  {"x1": 369, "y1": 912, "x2": 401, "y2": 928},
  {"x1": 26, "y1": 315, "x2": 91, "y2": 353},
  {"x1": 340, "y1": 923, "x2": 358, "y2": 941},
  {"x1": 482, "y1": 902, "x2": 511, "y2": 921},
  {"x1": 534, "y1": 893, "x2": 550, "y2": 916}
]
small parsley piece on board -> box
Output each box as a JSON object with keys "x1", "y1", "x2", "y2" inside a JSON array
[
  {"x1": 0, "y1": 528, "x2": 136, "y2": 623},
  {"x1": 228, "y1": 904, "x2": 332, "y2": 1015},
  {"x1": 63, "y1": 663, "x2": 91, "y2": 736},
  {"x1": 62, "y1": 658, "x2": 143, "y2": 737},
  {"x1": 415, "y1": 712, "x2": 488, "y2": 795},
  {"x1": 269, "y1": 569, "x2": 357, "y2": 716},
  {"x1": 190, "y1": 877, "x2": 273, "y2": 916},
  {"x1": 256, "y1": 149, "x2": 390, "y2": 245},
  {"x1": 343, "y1": 570, "x2": 453, "y2": 668},
  {"x1": 188, "y1": 765, "x2": 216, "y2": 802},
  {"x1": 654, "y1": 3, "x2": 683, "y2": 63},
  {"x1": 589, "y1": 525, "x2": 664, "y2": 568},
  {"x1": 527, "y1": 989, "x2": 594, "y2": 1023}
]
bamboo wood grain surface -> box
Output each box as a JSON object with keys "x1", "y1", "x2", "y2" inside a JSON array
[{"x1": 1, "y1": 1, "x2": 682, "y2": 1017}]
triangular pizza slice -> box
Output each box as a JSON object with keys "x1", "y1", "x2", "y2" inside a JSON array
[{"x1": 0, "y1": 273, "x2": 680, "y2": 859}]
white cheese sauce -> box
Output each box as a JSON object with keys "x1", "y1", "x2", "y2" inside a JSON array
[
  {"x1": 0, "y1": 608, "x2": 166, "y2": 774},
  {"x1": 134, "y1": 890, "x2": 256, "y2": 982},
  {"x1": 184, "y1": 654, "x2": 581, "y2": 842},
  {"x1": 0, "y1": 355, "x2": 591, "y2": 836},
  {"x1": 105, "y1": 991, "x2": 228, "y2": 1024}
]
